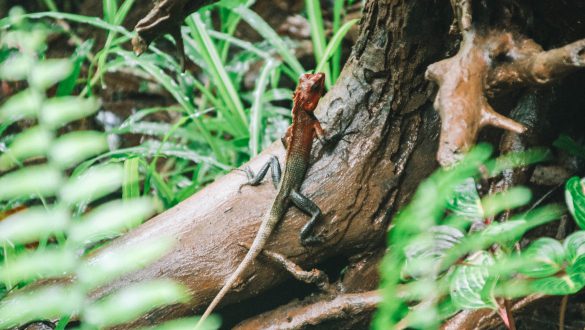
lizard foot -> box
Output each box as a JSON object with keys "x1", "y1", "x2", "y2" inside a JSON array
[{"x1": 238, "y1": 243, "x2": 333, "y2": 292}]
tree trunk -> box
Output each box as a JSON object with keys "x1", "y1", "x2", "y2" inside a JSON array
[{"x1": 90, "y1": 1, "x2": 585, "y2": 328}]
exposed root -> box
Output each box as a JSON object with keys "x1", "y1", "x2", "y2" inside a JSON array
[
  {"x1": 427, "y1": 1, "x2": 585, "y2": 166},
  {"x1": 233, "y1": 290, "x2": 381, "y2": 330},
  {"x1": 239, "y1": 243, "x2": 334, "y2": 293}
]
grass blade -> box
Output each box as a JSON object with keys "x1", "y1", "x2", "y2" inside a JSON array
[
  {"x1": 123, "y1": 157, "x2": 141, "y2": 199},
  {"x1": 332, "y1": 0, "x2": 345, "y2": 81},
  {"x1": 234, "y1": 6, "x2": 304, "y2": 77},
  {"x1": 305, "y1": 0, "x2": 332, "y2": 87},
  {"x1": 250, "y1": 59, "x2": 279, "y2": 156},
  {"x1": 315, "y1": 19, "x2": 359, "y2": 74},
  {"x1": 187, "y1": 14, "x2": 248, "y2": 134}
]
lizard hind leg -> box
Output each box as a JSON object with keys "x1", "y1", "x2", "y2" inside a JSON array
[
  {"x1": 290, "y1": 190, "x2": 324, "y2": 246},
  {"x1": 238, "y1": 155, "x2": 282, "y2": 192}
]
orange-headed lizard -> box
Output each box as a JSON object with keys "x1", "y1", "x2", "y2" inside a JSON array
[{"x1": 196, "y1": 72, "x2": 328, "y2": 327}]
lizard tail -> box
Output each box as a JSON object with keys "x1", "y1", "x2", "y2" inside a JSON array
[{"x1": 195, "y1": 208, "x2": 281, "y2": 329}]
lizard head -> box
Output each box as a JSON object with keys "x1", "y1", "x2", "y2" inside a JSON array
[{"x1": 295, "y1": 72, "x2": 325, "y2": 112}]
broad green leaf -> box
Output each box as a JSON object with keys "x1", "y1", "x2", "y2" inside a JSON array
[
  {"x1": 29, "y1": 59, "x2": 73, "y2": 90},
  {"x1": 0, "y1": 286, "x2": 83, "y2": 329},
  {"x1": 450, "y1": 251, "x2": 497, "y2": 310},
  {"x1": 78, "y1": 238, "x2": 173, "y2": 289},
  {"x1": 447, "y1": 178, "x2": 483, "y2": 223},
  {"x1": 0, "y1": 248, "x2": 76, "y2": 284},
  {"x1": 40, "y1": 96, "x2": 100, "y2": 129},
  {"x1": 0, "y1": 207, "x2": 69, "y2": 245},
  {"x1": 564, "y1": 231, "x2": 585, "y2": 264},
  {"x1": 518, "y1": 238, "x2": 564, "y2": 278},
  {"x1": 565, "y1": 176, "x2": 585, "y2": 229},
  {"x1": 69, "y1": 198, "x2": 155, "y2": 245},
  {"x1": 60, "y1": 164, "x2": 124, "y2": 205},
  {"x1": 138, "y1": 317, "x2": 221, "y2": 330},
  {"x1": 530, "y1": 257, "x2": 585, "y2": 295},
  {"x1": 50, "y1": 131, "x2": 108, "y2": 169},
  {"x1": 0, "y1": 126, "x2": 53, "y2": 172},
  {"x1": 0, "y1": 165, "x2": 64, "y2": 201},
  {"x1": 404, "y1": 226, "x2": 464, "y2": 279},
  {"x1": 0, "y1": 88, "x2": 43, "y2": 122},
  {"x1": 84, "y1": 280, "x2": 189, "y2": 328}
]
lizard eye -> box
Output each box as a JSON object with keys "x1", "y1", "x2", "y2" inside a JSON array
[{"x1": 310, "y1": 83, "x2": 320, "y2": 92}]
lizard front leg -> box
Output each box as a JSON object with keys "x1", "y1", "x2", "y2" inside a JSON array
[
  {"x1": 239, "y1": 155, "x2": 281, "y2": 191},
  {"x1": 290, "y1": 190, "x2": 323, "y2": 246}
]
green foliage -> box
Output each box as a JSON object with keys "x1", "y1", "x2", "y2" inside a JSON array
[
  {"x1": 373, "y1": 144, "x2": 585, "y2": 330},
  {"x1": 0, "y1": 20, "x2": 209, "y2": 329}
]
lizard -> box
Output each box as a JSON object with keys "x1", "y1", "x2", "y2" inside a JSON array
[{"x1": 196, "y1": 72, "x2": 328, "y2": 328}]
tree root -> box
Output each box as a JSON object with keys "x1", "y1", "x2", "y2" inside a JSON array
[
  {"x1": 427, "y1": 0, "x2": 585, "y2": 166},
  {"x1": 233, "y1": 290, "x2": 381, "y2": 330}
]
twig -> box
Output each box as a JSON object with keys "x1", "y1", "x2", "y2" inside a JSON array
[{"x1": 559, "y1": 295, "x2": 568, "y2": 330}]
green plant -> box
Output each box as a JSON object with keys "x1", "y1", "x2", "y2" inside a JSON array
[
  {"x1": 0, "y1": 13, "x2": 219, "y2": 329},
  {"x1": 373, "y1": 144, "x2": 585, "y2": 329},
  {"x1": 0, "y1": 0, "x2": 359, "y2": 210}
]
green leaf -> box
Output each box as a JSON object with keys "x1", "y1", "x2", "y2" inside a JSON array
[
  {"x1": 530, "y1": 256, "x2": 585, "y2": 295},
  {"x1": 40, "y1": 96, "x2": 100, "y2": 129},
  {"x1": 57, "y1": 40, "x2": 94, "y2": 97},
  {"x1": 564, "y1": 231, "x2": 585, "y2": 265},
  {"x1": 565, "y1": 176, "x2": 585, "y2": 229},
  {"x1": 0, "y1": 286, "x2": 83, "y2": 329},
  {"x1": 249, "y1": 59, "x2": 279, "y2": 156},
  {"x1": 404, "y1": 225, "x2": 464, "y2": 279},
  {"x1": 60, "y1": 164, "x2": 124, "y2": 205},
  {"x1": 447, "y1": 178, "x2": 483, "y2": 223},
  {"x1": 553, "y1": 134, "x2": 585, "y2": 159},
  {"x1": 450, "y1": 251, "x2": 497, "y2": 310},
  {"x1": 84, "y1": 280, "x2": 189, "y2": 328},
  {"x1": 481, "y1": 187, "x2": 532, "y2": 219},
  {"x1": 123, "y1": 158, "x2": 141, "y2": 200},
  {"x1": 0, "y1": 165, "x2": 64, "y2": 201},
  {"x1": 0, "y1": 207, "x2": 69, "y2": 245},
  {"x1": 0, "y1": 248, "x2": 76, "y2": 284},
  {"x1": 78, "y1": 238, "x2": 173, "y2": 289},
  {"x1": 0, "y1": 126, "x2": 53, "y2": 172},
  {"x1": 69, "y1": 198, "x2": 155, "y2": 245},
  {"x1": 29, "y1": 59, "x2": 73, "y2": 90},
  {"x1": 518, "y1": 238, "x2": 564, "y2": 278},
  {"x1": 0, "y1": 53, "x2": 33, "y2": 80},
  {"x1": 484, "y1": 148, "x2": 550, "y2": 177},
  {"x1": 50, "y1": 131, "x2": 108, "y2": 169},
  {"x1": 0, "y1": 88, "x2": 43, "y2": 122}
]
